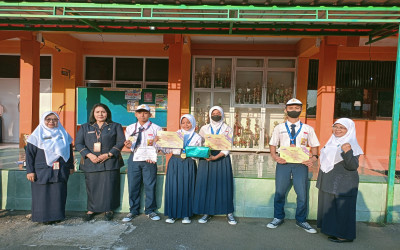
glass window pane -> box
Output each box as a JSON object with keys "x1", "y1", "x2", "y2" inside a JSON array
[
  {"x1": 146, "y1": 84, "x2": 168, "y2": 89},
  {"x1": 233, "y1": 108, "x2": 262, "y2": 149},
  {"x1": 146, "y1": 59, "x2": 168, "y2": 82},
  {"x1": 116, "y1": 83, "x2": 142, "y2": 89},
  {"x1": 40, "y1": 56, "x2": 51, "y2": 79},
  {"x1": 235, "y1": 71, "x2": 263, "y2": 105},
  {"x1": 334, "y1": 88, "x2": 366, "y2": 118},
  {"x1": 193, "y1": 92, "x2": 211, "y2": 131},
  {"x1": 194, "y1": 58, "x2": 212, "y2": 88},
  {"x1": 0, "y1": 55, "x2": 19, "y2": 78},
  {"x1": 85, "y1": 57, "x2": 113, "y2": 80},
  {"x1": 264, "y1": 108, "x2": 286, "y2": 149},
  {"x1": 268, "y1": 59, "x2": 295, "y2": 68},
  {"x1": 377, "y1": 91, "x2": 393, "y2": 117},
  {"x1": 237, "y1": 59, "x2": 264, "y2": 68},
  {"x1": 116, "y1": 58, "x2": 143, "y2": 81},
  {"x1": 266, "y1": 71, "x2": 294, "y2": 104},
  {"x1": 87, "y1": 82, "x2": 112, "y2": 88},
  {"x1": 306, "y1": 90, "x2": 317, "y2": 117},
  {"x1": 215, "y1": 58, "x2": 232, "y2": 89}
]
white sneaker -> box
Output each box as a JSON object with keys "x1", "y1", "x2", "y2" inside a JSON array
[
  {"x1": 165, "y1": 218, "x2": 176, "y2": 224},
  {"x1": 147, "y1": 212, "x2": 160, "y2": 221},
  {"x1": 267, "y1": 218, "x2": 284, "y2": 229},
  {"x1": 227, "y1": 213, "x2": 237, "y2": 225},
  {"x1": 182, "y1": 217, "x2": 191, "y2": 224},
  {"x1": 122, "y1": 213, "x2": 136, "y2": 222},
  {"x1": 198, "y1": 214, "x2": 211, "y2": 224}
]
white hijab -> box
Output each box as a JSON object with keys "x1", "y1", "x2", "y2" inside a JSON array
[
  {"x1": 27, "y1": 111, "x2": 73, "y2": 166},
  {"x1": 179, "y1": 114, "x2": 196, "y2": 136},
  {"x1": 320, "y1": 118, "x2": 363, "y2": 173},
  {"x1": 209, "y1": 106, "x2": 225, "y2": 132}
]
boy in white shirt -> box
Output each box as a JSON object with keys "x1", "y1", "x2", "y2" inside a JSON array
[
  {"x1": 122, "y1": 104, "x2": 162, "y2": 222},
  {"x1": 267, "y1": 98, "x2": 320, "y2": 233}
]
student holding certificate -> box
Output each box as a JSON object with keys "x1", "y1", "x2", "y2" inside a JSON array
[
  {"x1": 75, "y1": 103, "x2": 125, "y2": 221},
  {"x1": 193, "y1": 106, "x2": 237, "y2": 225},
  {"x1": 161, "y1": 114, "x2": 202, "y2": 224},
  {"x1": 317, "y1": 118, "x2": 363, "y2": 243},
  {"x1": 267, "y1": 98, "x2": 320, "y2": 233},
  {"x1": 122, "y1": 104, "x2": 162, "y2": 222},
  {"x1": 26, "y1": 111, "x2": 74, "y2": 224}
]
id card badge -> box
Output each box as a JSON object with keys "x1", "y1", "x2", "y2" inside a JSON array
[
  {"x1": 93, "y1": 142, "x2": 101, "y2": 152},
  {"x1": 53, "y1": 162, "x2": 60, "y2": 170}
]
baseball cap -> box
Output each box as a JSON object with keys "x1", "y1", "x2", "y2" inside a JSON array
[
  {"x1": 135, "y1": 104, "x2": 151, "y2": 112},
  {"x1": 286, "y1": 98, "x2": 302, "y2": 106}
]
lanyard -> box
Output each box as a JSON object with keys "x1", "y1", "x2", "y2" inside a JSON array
[
  {"x1": 94, "y1": 123, "x2": 106, "y2": 142},
  {"x1": 285, "y1": 122, "x2": 303, "y2": 145},
  {"x1": 182, "y1": 131, "x2": 195, "y2": 153},
  {"x1": 131, "y1": 121, "x2": 152, "y2": 136},
  {"x1": 210, "y1": 124, "x2": 223, "y2": 135}
]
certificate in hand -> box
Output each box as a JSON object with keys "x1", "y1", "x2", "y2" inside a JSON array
[
  {"x1": 156, "y1": 131, "x2": 183, "y2": 149},
  {"x1": 279, "y1": 146, "x2": 310, "y2": 163},
  {"x1": 133, "y1": 147, "x2": 157, "y2": 162},
  {"x1": 204, "y1": 134, "x2": 232, "y2": 150}
]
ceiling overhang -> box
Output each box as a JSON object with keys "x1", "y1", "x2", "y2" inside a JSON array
[{"x1": 0, "y1": 2, "x2": 399, "y2": 44}]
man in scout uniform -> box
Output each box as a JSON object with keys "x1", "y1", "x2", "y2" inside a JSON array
[
  {"x1": 267, "y1": 98, "x2": 320, "y2": 233},
  {"x1": 122, "y1": 104, "x2": 162, "y2": 222}
]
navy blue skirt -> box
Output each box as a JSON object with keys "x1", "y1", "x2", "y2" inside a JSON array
[
  {"x1": 31, "y1": 181, "x2": 67, "y2": 223},
  {"x1": 193, "y1": 151, "x2": 234, "y2": 215},
  {"x1": 164, "y1": 156, "x2": 197, "y2": 218}
]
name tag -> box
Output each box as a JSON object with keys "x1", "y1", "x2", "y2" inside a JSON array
[
  {"x1": 88, "y1": 131, "x2": 95, "y2": 134},
  {"x1": 53, "y1": 162, "x2": 60, "y2": 170},
  {"x1": 93, "y1": 142, "x2": 101, "y2": 152}
]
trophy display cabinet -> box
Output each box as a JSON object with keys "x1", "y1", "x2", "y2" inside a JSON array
[{"x1": 191, "y1": 56, "x2": 297, "y2": 152}]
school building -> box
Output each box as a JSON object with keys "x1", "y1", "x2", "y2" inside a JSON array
[{"x1": 0, "y1": 1, "x2": 399, "y2": 222}]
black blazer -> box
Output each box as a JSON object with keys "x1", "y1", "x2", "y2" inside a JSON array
[
  {"x1": 75, "y1": 122, "x2": 125, "y2": 172},
  {"x1": 316, "y1": 149, "x2": 360, "y2": 197},
  {"x1": 25, "y1": 143, "x2": 74, "y2": 185}
]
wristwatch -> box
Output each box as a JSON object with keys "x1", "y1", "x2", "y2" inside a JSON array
[
  {"x1": 108, "y1": 152, "x2": 112, "y2": 158},
  {"x1": 312, "y1": 155, "x2": 319, "y2": 159}
]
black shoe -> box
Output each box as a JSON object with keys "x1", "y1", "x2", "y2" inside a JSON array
[
  {"x1": 83, "y1": 213, "x2": 95, "y2": 221},
  {"x1": 328, "y1": 236, "x2": 353, "y2": 243},
  {"x1": 104, "y1": 211, "x2": 113, "y2": 221}
]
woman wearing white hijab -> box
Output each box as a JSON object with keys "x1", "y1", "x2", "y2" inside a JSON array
[
  {"x1": 316, "y1": 118, "x2": 363, "y2": 243},
  {"x1": 26, "y1": 111, "x2": 74, "y2": 224},
  {"x1": 193, "y1": 106, "x2": 237, "y2": 225},
  {"x1": 162, "y1": 114, "x2": 202, "y2": 224}
]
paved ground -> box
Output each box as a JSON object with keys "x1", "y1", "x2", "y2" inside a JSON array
[{"x1": 0, "y1": 210, "x2": 399, "y2": 250}]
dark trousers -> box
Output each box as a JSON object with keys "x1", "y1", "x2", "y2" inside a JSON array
[
  {"x1": 127, "y1": 153, "x2": 157, "y2": 215},
  {"x1": 274, "y1": 163, "x2": 308, "y2": 222}
]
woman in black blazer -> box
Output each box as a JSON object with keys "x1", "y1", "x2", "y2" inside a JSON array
[
  {"x1": 26, "y1": 111, "x2": 74, "y2": 224},
  {"x1": 316, "y1": 118, "x2": 364, "y2": 243},
  {"x1": 75, "y1": 103, "x2": 125, "y2": 221}
]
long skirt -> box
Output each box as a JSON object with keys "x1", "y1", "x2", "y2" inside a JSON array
[
  {"x1": 317, "y1": 190, "x2": 357, "y2": 240},
  {"x1": 164, "y1": 156, "x2": 197, "y2": 219},
  {"x1": 193, "y1": 151, "x2": 234, "y2": 215},
  {"x1": 85, "y1": 169, "x2": 120, "y2": 212},
  {"x1": 31, "y1": 181, "x2": 67, "y2": 223}
]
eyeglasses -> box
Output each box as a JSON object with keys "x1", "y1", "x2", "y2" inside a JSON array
[
  {"x1": 332, "y1": 126, "x2": 346, "y2": 130},
  {"x1": 45, "y1": 118, "x2": 59, "y2": 123}
]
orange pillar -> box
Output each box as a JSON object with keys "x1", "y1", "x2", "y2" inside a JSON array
[
  {"x1": 52, "y1": 52, "x2": 76, "y2": 140},
  {"x1": 315, "y1": 40, "x2": 338, "y2": 146},
  {"x1": 297, "y1": 57, "x2": 309, "y2": 123},
  {"x1": 165, "y1": 34, "x2": 184, "y2": 132},
  {"x1": 19, "y1": 38, "x2": 40, "y2": 147}
]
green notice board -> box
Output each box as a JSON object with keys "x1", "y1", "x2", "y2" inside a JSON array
[{"x1": 77, "y1": 87, "x2": 167, "y2": 127}]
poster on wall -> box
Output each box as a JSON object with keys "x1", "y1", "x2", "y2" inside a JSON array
[
  {"x1": 127, "y1": 100, "x2": 139, "y2": 113},
  {"x1": 125, "y1": 89, "x2": 142, "y2": 100},
  {"x1": 144, "y1": 92, "x2": 153, "y2": 102},
  {"x1": 155, "y1": 94, "x2": 168, "y2": 109},
  {"x1": 148, "y1": 104, "x2": 156, "y2": 118}
]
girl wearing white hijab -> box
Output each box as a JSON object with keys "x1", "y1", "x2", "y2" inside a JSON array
[
  {"x1": 316, "y1": 118, "x2": 363, "y2": 243},
  {"x1": 162, "y1": 114, "x2": 202, "y2": 224},
  {"x1": 26, "y1": 111, "x2": 74, "y2": 224},
  {"x1": 193, "y1": 106, "x2": 237, "y2": 225}
]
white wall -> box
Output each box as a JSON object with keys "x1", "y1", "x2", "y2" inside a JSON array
[{"x1": 0, "y1": 79, "x2": 52, "y2": 143}]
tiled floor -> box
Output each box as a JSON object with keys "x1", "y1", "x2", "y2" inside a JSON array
[{"x1": 0, "y1": 143, "x2": 398, "y2": 183}]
